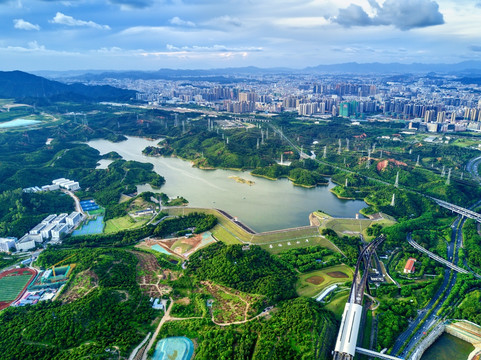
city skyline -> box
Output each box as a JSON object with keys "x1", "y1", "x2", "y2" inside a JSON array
[{"x1": 0, "y1": 0, "x2": 480, "y2": 71}]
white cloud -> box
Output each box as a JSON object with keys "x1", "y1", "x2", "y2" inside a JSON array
[
  {"x1": 13, "y1": 19, "x2": 40, "y2": 31},
  {"x1": 2, "y1": 41, "x2": 47, "y2": 52},
  {"x1": 333, "y1": 0, "x2": 445, "y2": 30},
  {"x1": 166, "y1": 44, "x2": 262, "y2": 52},
  {"x1": 273, "y1": 17, "x2": 330, "y2": 28},
  {"x1": 50, "y1": 12, "x2": 111, "y2": 30},
  {"x1": 203, "y1": 15, "x2": 242, "y2": 28},
  {"x1": 169, "y1": 16, "x2": 195, "y2": 27}
]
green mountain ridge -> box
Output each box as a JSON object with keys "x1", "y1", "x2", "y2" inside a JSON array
[{"x1": 0, "y1": 70, "x2": 136, "y2": 102}]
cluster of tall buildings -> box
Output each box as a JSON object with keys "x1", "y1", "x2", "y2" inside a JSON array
[{"x1": 117, "y1": 73, "x2": 481, "y2": 127}]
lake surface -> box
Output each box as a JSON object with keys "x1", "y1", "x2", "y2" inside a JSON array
[
  {"x1": 87, "y1": 136, "x2": 366, "y2": 232},
  {"x1": 153, "y1": 336, "x2": 194, "y2": 360},
  {"x1": 0, "y1": 119, "x2": 41, "y2": 128},
  {"x1": 95, "y1": 159, "x2": 114, "y2": 169},
  {"x1": 421, "y1": 333, "x2": 474, "y2": 360}
]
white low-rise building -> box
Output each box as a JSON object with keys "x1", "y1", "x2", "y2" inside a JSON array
[
  {"x1": 41, "y1": 184, "x2": 60, "y2": 191},
  {"x1": 67, "y1": 182, "x2": 80, "y2": 191},
  {"x1": 52, "y1": 178, "x2": 80, "y2": 191},
  {"x1": 51, "y1": 223, "x2": 69, "y2": 240},
  {"x1": 16, "y1": 235, "x2": 37, "y2": 251},
  {"x1": 66, "y1": 212, "x2": 83, "y2": 227},
  {"x1": 40, "y1": 223, "x2": 56, "y2": 239},
  {"x1": 20, "y1": 233, "x2": 42, "y2": 244},
  {"x1": 29, "y1": 223, "x2": 46, "y2": 235},
  {"x1": 52, "y1": 178, "x2": 68, "y2": 185},
  {"x1": 52, "y1": 213, "x2": 68, "y2": 225},
  {"x1": 0, "y1": 237, "x2": 17, "y2": 252},
  {"x1": 41, "y1": 214, "x2": 57, "y2": 225}
]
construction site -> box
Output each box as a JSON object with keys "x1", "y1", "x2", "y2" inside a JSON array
[{"x1": 11, "y1": 255, "x2": 75, "y2": 307}]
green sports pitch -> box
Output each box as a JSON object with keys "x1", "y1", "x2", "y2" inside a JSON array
[{"x1": 0, "y1": 274, "x2": 32, "y2": 302}]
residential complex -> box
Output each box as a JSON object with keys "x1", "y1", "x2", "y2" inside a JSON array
[{"x1": 90, "y1": 73, "x2": 481, "y2": 135}]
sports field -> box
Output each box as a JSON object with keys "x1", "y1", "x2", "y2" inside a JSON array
[
  {"x1": 296, "y1": 265, "x2": 353, "y2": 298},
  {"x1": 0, "y1": 268, "x2": 36, "y2": 309}
]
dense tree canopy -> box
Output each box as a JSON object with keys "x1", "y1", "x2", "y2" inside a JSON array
[{"x1": 188, "y1": 243, "x2": 297, "y2": 303}]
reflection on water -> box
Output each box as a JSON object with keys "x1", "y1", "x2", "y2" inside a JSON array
[
  {"x1": 421, "y1": 333, "x2": 473, "y2": 360},
  {"x1": 95, "y1": 159, "x2": 113, "y2": 169},
  {"x1": 87, "y1": 136, "x2": 367, "y2": 232}
]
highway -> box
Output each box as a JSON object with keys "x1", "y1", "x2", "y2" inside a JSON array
[
  {"x1": 272, "y1": 126, "x2": 481, "y2": 356},
  {"x1": 394, "y1": 165, "x2": 481, "y2": 356},
  {"x1": 391, "y1": 216, "x2": 465, "y2": 357},
  {"x1": 466, "y1": 155, "x2": 481, "y2": 183},
  {"x1": 407, "y1": 236, "x2": 469, "y2": 275}
]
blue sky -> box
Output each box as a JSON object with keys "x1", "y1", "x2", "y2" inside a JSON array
[{"x1": 0, "y1": 0, "x2": 480, "y2": 70}]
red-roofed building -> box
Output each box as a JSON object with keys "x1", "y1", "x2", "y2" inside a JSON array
[{"x1": 404, "y1": 258, "x2": 416, "y2": 274}]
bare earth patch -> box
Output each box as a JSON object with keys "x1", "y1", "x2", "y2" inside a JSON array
[
  {"x1": 305, "y1": 275, "x2": 325, "y2": 285},
  {"x1": 327, "y1": 271, "x2": 348, "y2": 278},
  {"x1": 60, "y1": 269, "x2": 98, "y2": 304},
  {"x1": 130, "y1": 250, "x2": 173, "y2": 298},
  {"x1": 176, "y1": 297, "x2": 191, "y2": 306}
]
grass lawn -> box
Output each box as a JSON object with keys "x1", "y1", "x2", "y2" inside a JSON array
[
  {"x1": 325, "y1": 291, "x2": 350, "y2": 320},
  {"x1": 104, "y1": 215, "x2": 148, "y2": 233},
  {"x1": 87, "y1": 208, "x2": 104, "y2": 216},
  {"x1": 318, "y1": 216, "x2": 396, "y2": 240},
  {"x1": 171, "y1": 240, "x2": 193, "y2": 254},
  {"x1": 211, "y1": 224, "x2": 243, "y2": 245},
  {"x1": 296, "y1": 265, "x2": 353, "y2": 298},
  {"x1": 165, "y1": 208, "x2": 345, "y2": 255},
  {"x1": 166, "y1": 207, "x2": 253, "y2": 242},
  {"x1": 252, "y1": 227, "x2": 320, "y2": 244},
  {"x1": 0, "y1": 275, "x2": 31, "y2": 301},
  {"x1": 260, "y1": 236, "x2": 339, "y2": 255}
]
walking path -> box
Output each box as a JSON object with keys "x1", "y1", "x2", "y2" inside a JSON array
[{"x1": 142, "y1": 297, "x2": 174, "y2": 360}]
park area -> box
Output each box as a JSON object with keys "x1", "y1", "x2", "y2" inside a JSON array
[
  {"x1": 152, "y1": 336, "x2": 194, "y2": 360},
  {"x1": 313, "y1": 211, "x2": 396, "y2": 240},
  {"x1": 296, "y1": 265, "x2": 353, "y2": 298},
  {"x1": 104, "y1": 215, "x2": 148, "y2": 234},
  {"x1": 164, "y1": 207, "x2": 342, "y2": 255},
  {"x1": 0, "y1": 268, "x2": 37, "y2": 310}
]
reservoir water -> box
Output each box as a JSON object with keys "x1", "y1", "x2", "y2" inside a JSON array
[
  {"x1": 87, "y1": 136, "x2": 366, "y2": 232},
  {"x1": 421, "y1": 333, "x2": 474, "y2": 360},
  {"x1": 0, "y1": 118, "x2": 41, "y2": 128}
]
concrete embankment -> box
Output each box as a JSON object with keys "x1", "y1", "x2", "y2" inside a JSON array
[
  {"x1": 409, "y1": 323, "x2": 445, "y2": 360},
  {"x1": 409, "y1": 321, "x2": 481, "y2": 360}
]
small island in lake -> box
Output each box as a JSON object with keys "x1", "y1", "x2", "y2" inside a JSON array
[{"x1": 229, "y1": 176, "x2": 255, "y2": 186}]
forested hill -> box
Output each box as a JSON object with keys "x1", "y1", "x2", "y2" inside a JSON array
[{"x1": 0, "y1": 70, "x2": 136, "y2": 102}]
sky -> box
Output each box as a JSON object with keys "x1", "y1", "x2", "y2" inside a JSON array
[{"x1": 0, "y1": 0, "x2": 480, "y2": 71}]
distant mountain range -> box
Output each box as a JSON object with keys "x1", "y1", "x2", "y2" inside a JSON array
[
  {"x1": 32, "y1": 61, "x2": 481, "y2": 82},
  {"x1": 0, "y1": 71, "x2": 136, "y2": 102}
]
